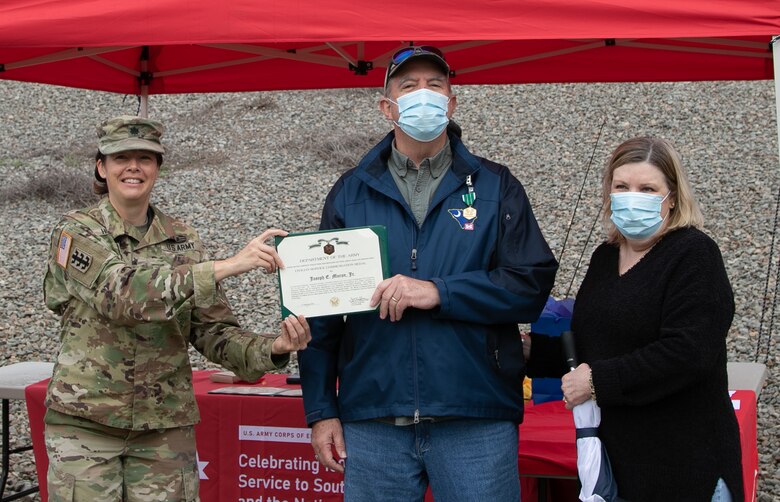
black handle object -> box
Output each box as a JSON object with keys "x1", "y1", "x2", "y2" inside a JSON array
[{"x1": 561, "y1": 330, "x2": 578, "y2": 371}]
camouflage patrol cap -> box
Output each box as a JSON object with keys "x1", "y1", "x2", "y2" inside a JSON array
[{"x1": 97, "y1": 115, "x2": 165, "y2": 155}]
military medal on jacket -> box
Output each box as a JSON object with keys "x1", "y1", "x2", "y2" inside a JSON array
[{"x1": 448, "y1": 175, "x2": 478, "y2": 230}]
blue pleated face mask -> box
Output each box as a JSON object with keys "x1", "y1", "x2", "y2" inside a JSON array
[
  {"x1": 387, "y1": 88, "x2": 450, "y2": 142},
  {"x1": 610, "y1": 191, "x2": 670, "y2": 240}
]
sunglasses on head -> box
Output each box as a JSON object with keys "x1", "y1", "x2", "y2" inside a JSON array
[{"x1": 390, "y1": 46, "x2": 446, "y2": 67}]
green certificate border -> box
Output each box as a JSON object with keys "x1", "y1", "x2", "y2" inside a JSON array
[{"x1": 275, "y1": 225, "x2": 389, "y2": 318}]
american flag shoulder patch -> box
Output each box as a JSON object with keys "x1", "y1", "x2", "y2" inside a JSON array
[{"x1": 56, "y1": 231, "x2": 73, "y2": 269}]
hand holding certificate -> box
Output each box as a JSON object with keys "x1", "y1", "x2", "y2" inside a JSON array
[{"x1": 275, "y1": 226, "x2": 389, "y2": 318}]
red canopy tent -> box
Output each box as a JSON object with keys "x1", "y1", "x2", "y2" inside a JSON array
[
  {"x1": 5, "y1": 0, "x2": 777, "y2": 143},
  {"x1": 1, "y1": 2, "x2": 778, "y2": 499},
  {"x1": 1, "y1": 1, "x2": 778, "y2": 96}
]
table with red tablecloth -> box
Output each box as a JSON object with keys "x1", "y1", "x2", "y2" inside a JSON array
[
  {"x1": 25, "y1": 371, "x2": 757, "y2": 501},
  {"x1": 28, "y1": 371, "x2": 347, "y2": 501},
  {"x1": 519, "y1": 390, "x2": 758, "y2": 502}
]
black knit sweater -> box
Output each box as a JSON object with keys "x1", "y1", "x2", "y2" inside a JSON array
[{"x1": 528, "y1": 227, "x2": 744, "y2": 501}]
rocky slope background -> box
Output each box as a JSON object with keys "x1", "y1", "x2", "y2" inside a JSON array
[{"x1": 0, "y1": 78, "x2": 777, "y2": 499}]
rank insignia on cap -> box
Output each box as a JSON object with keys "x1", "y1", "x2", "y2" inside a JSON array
[
  {"x1": 128, "y1": 126, "x2": 140, "y2": 136},
  {"x1": 69, "y1": 248, "x2": 93, "y2": 273},
  {"x1": 56, "y1": 231, "x2": 73, "y2": 268}
]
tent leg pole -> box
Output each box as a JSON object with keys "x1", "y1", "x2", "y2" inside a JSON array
[
  {"x1": 766, "y1": 36, "x2": 780, "y2": 366},
  {"x1": 139, "y1": 87, "x2": 148, "y2": 118},
  {"x1": 774, "y1": 37, "x2": 780, "y2": 165},
  {"x1": 138, "y1": 45, "x2": 150, "y2": 118}
]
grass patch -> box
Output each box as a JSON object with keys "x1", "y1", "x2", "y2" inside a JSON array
[
  {"x1": 242, "y1": 95, "x2": 275, "y2": 112},
  {"x1": 164, "y1": 147, "x2": 229, "y2": 172},
  {"x1": 0, "y1": 165, "x2": 97, "y2": 206},
  {"x1": 287, "y1": 129, "x2": 385, "y2": 172},
  {"x1": 1, "y1": 144, "x2": 98, "y2": 206}
]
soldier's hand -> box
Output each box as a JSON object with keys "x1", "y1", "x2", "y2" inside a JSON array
[
  {"x1": 271, "y1": 314, "x2": 311, "y2": 354},
  {"x1": 215, "y1": 228, "x2": 287, "y2": 281},
  {"x1": 371, "y1": 274, "x2": 441, "y2": 322},
  {"x1": 311, "y1": 418, "x2": 346, "y2": 473}
]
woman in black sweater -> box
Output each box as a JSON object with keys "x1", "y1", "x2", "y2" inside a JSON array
[{"x1": 527, "y1": 137, "x2": 743, "y2": 501}]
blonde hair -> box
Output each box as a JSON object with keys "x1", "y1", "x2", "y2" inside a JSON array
[{"x1": 602, "y1": 137, "x2": 703, "y2": 244}]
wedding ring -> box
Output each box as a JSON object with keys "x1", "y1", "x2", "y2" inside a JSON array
[{"x1": 391, "y1": 296, "x2": 399, "y2": 302}]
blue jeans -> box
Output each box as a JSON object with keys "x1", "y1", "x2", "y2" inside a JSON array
[
  {"x1": 342, "y1": 418, "x2": 520, "y2": 502},
  {"x1": 711, "y1": 478, "x2": 733, "y2": 502}
]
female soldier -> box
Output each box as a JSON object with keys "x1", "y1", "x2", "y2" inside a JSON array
[{"x1": 43, "y1": 115, "x2": 310, "y2": 501}]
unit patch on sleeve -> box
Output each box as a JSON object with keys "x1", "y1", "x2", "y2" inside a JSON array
[
  {"x1": 69, "y1": 248, "x2": 93, "y2": 273},
  {"x1": 60, "y1": 233, "x2": 111, "y2": 288},
  {"x1": 56, "y1": 231, "x2": 73, "y2": 268}
]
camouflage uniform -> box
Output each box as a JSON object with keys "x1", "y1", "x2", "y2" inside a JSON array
[
  {"x1": 44, "y1": 410, "x2": 198, "y2": 502},
  {"x1": 43, "y1": 196, "x2": 287, "y2": 501}
]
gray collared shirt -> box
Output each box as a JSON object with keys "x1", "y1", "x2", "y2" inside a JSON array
[{"x1": 387, "y1": 139, "x2": 453, "y2": 227}]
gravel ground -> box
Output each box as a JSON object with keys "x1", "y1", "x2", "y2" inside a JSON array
[{"x1": 0, "y1": 78, "x2": 778, "y2": 500}]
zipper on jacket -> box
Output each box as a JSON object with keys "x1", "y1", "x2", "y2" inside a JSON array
[
  {"x1": 412, "y1": 301, "x2": 421, "y2": 424},
  {"x1": 494, "y1": 349, "x2": 501, "y2": 369},
  {"x1": 410, "y1": 218, "x2": 420, "y2": 420}
]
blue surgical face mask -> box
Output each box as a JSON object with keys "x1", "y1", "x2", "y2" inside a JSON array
[
  {"x1": 387, "y1": 88, "x2": 450, "y2": 142},
  {"x1": 610, "y1": 191, "x2": 670, "y2": 240}
]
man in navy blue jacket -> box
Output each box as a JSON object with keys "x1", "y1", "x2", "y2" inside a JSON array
[{"x1": 299, "y1": 46, "x2": 558, "y2": 501}]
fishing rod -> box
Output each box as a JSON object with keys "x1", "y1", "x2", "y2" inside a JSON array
[{"x1": 558, "y1": 117, "x2": 606, "y2": 299}]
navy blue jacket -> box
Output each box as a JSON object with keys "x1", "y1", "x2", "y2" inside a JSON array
[{"x1": 299, "y1": 131, "x2": 558, "y2": 425}]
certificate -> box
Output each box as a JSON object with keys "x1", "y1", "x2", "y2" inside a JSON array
[{"x1": 275, "y1": 226, "x2": 389, "y2": 318}]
